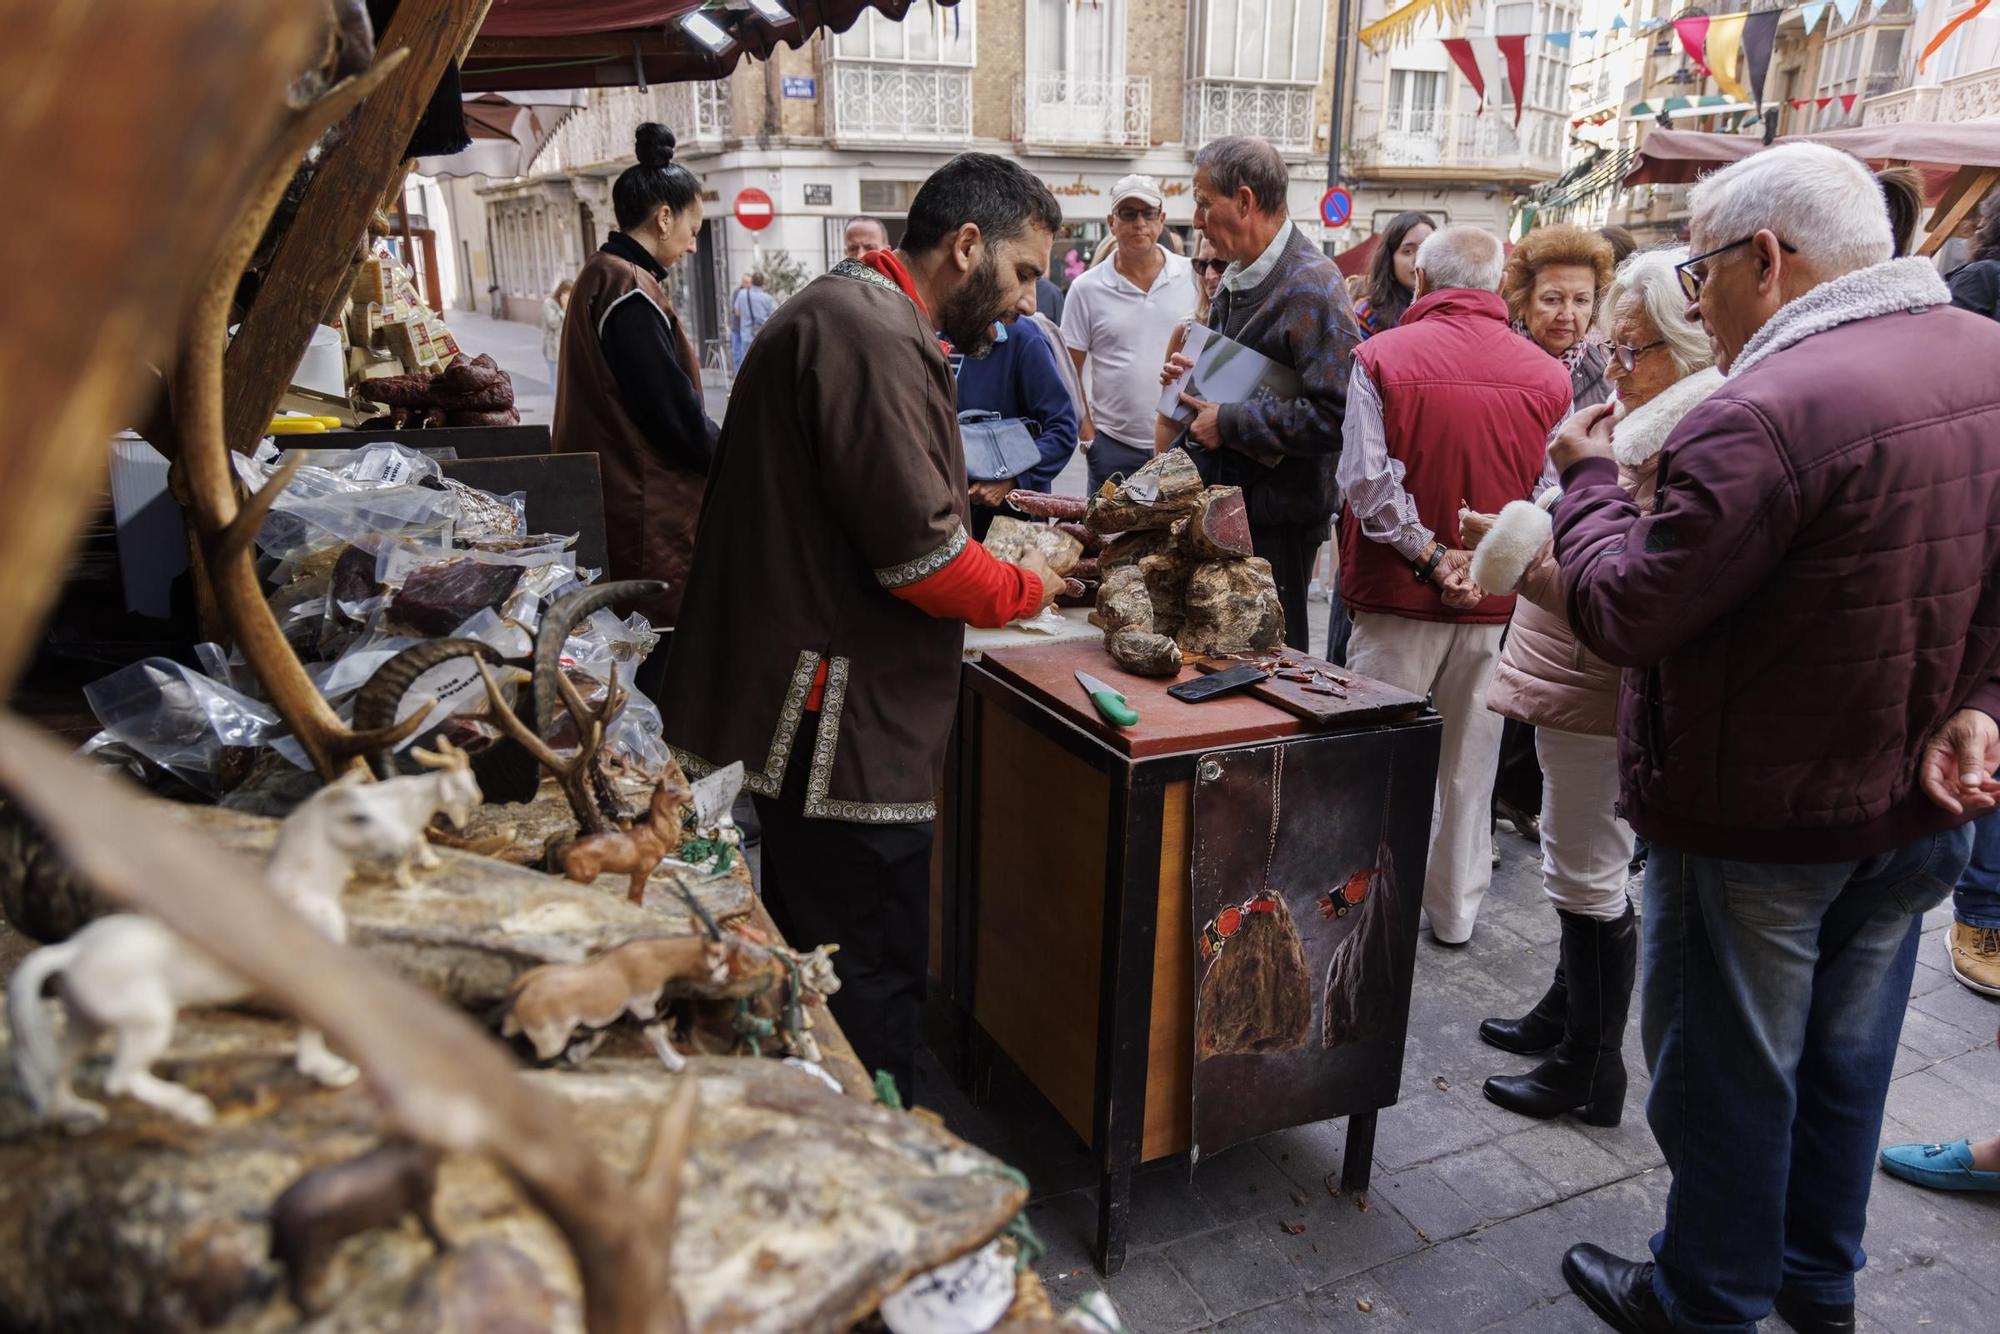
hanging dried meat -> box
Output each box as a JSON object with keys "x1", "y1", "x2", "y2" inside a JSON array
[
  {"x1": 1195, "y1": 891, "x2": 1312, "y2": 1059},
  {"x1": 1177, "y1": 485, "x2": 1254, "y2": 562},
  {"x1": 1322, "y1": 861, "x2": 1397, "y2": 1051},
  {"x1": 1179, "y1": 557, "x2": 1286, "y2": 656}
]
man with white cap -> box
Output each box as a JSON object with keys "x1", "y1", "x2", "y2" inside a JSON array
[{"x1": 1060, "y1": 173, "x2": 1197, "y2": 494}]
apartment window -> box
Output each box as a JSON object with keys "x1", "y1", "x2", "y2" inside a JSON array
[
  {"x1": 1198, "y1": 0, "x2": 1326, "y2": 84},
  {"x1": 1031, "y1": 0, "x2": 1123, "y2": 83},
  {"x1": 1387, "y1": 69, "x2": 1444, "y2": 134},
  {"x1": 835, "y1": 2, "x2": 977, "y2": 64}
]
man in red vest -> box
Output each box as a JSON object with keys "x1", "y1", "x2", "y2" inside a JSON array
[{"x1": 1335, "y1": 225, "x2": 1572, "y2": 945}]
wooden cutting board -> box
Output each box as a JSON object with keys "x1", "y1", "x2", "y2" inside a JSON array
[{"x1": 1192, "y1": 647, "x2": 1426, "y2": 729}]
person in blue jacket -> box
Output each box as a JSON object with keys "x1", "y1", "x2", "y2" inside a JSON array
[{"x1": 957, "y1": 312, "x2": 1080, "y2": 539}]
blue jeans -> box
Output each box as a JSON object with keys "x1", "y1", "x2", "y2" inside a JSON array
[
  {"x1": 1085, "y1": 433, "x2": 1153, "y2": 497},
  {"x1": 1641, "y1": 828, "x2": 1970, "y2": 1332},
  {"x1": 1954, "y1": 808, "x2": 2000, "y2": 927}
]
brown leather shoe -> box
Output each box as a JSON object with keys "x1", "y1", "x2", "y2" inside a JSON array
[{"x1": 1945, "y1": 921, "x2": 2000, "y2": 997}]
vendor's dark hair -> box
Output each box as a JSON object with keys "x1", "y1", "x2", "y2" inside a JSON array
[
  {"x1": 1973, "y1": 190, "x2": 2000, "y2": 263},
  {"x1": 1364, "y1": 211, "x2": 1436, "y2": 318},
  {"x1": 613, "y1": 123, "x2": 700, "y2": 231},
  {"x1": 903, "y1": 153, "x2": 1063, "y2": 255}
]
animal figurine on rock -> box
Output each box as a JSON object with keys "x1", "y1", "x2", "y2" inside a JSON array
[
  {"x1": 367, "y1": 737, "x2": 483, "y2": 887},
  {"x1": 6, "y1": 771, "x2": 427, "y2": 1128},
  {"x1": 558, "y1": 770, "x2": 693, "y2": 905},
  {"x1": 267, "y1": 1136, "x2": 447, "y2": 1315},
  {"x1": 500, "y1": 935, "x2": 737, "y2": 1071}
]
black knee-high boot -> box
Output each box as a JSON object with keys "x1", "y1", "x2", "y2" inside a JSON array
[
  {"x1": 1478, "y1": 957, "x2": 1566, "y2": 1054},
  {"x1": 1482, "y1": 905, "x2": 1636, "y2": 1126}
]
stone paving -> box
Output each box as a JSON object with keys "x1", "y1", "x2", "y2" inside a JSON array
[
  {"x1": 451, "y1": 306, "x2": 2000, "y2": 1334},
  {"x1": 914, "y1": 832, "x2": 2000, "y2": 1334}
]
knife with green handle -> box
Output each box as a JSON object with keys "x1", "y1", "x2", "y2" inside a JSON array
[{"x1": 1074, "y1": 669, "x2": 1140, "y2": 728}]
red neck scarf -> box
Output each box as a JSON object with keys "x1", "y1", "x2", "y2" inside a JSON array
[{"x1": 860, "y1": 248, "x2": 930, "y2": 321}]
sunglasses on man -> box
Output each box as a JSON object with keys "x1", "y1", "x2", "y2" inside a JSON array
[
  {"x1": 1675, "y1": 234, "x2": 1797, "y2": 302},
  {"x1": 1113, "y1": 205, "x2": 1162, "y2": 223}
]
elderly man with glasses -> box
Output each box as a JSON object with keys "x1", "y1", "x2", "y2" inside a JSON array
[
  {"x1": 1545, "y1": 143, "x2": 2000, "y2": 1334},
  {"x1": 1059, "y1": 174, "x2": 1197, "y2": 495}
]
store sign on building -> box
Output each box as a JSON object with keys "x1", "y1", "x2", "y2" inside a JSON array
[
  {"x1": 803, "y1": 183, "x2": 833, "y2": 207},
  {"x1": 782, "y1": 76, "x2": 816, "y2": 99}
]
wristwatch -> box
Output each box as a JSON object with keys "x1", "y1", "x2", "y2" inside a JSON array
[{"x1": 1412, "y1": 543, "x2": 1445, "y2": 584}]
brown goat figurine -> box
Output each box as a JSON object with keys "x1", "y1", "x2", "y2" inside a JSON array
[
  {"x1": 268, "y1": 1136, "x2": 447, "y2": 1315},
  {"x1": 559, "y1": 776, "x2": 691, "y2": 904}
]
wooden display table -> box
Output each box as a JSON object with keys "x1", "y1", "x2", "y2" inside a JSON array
[{"x1": 936, "y1": 640, "x2": 1440, "y2": 1274}]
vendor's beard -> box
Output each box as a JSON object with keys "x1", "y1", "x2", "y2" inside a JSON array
[{"x1": 937, "y1": 255, "x2": 1009, "y2": 357}]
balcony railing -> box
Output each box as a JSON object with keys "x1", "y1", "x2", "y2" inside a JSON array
[
  {"x1": 1940, "y1": 65, "x2": 2000, "y2": 123},
  {"x1": 1013, "y1": 74, "x2": 1151, "y2": 150},
  {"x1": 534, "y1": 82, "x2": 732, "y2": 175},
  {"x1": 1183, "y1": 79, "x2": 1316, "y2": 154},
  {"x1": 827, "y1": 59, "x2": 973, "y2": 144},
  {"x1": 1348, "y1": 107, "x2": 1565, "y2": 180}
]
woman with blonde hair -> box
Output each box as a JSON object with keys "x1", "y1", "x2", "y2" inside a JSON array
[
  {"x1": 1459, "y1": 247, "x2": 1723, "y2": 1126},
  {"x1": 541, "y1": 278, "x2": 573, "y2": 387},
  {"x1": 1501, "y1": 223, "x2": 1616, "y2": 410}
]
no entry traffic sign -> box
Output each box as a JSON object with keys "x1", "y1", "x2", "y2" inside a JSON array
[
  {"x1": 1319, "y1": 186, "x2": 1353, "y2": 229},
  {"x1": 733, "y1": 187, "x2": 775, "y2": 232}
]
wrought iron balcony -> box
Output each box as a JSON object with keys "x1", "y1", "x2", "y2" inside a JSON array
[
  {"x1": 826, "y1": 59, "x2": 974, "y2": 144},
  {"x1": 534, "y1": 82, "x2": 732, "y2": 175},
  {"x1": 1013, "y1": 74, "x2": 1151, "y2": 150},
  {"x1": 1347, "y1": 107, "x2": 1565, "y2": 182},
  {"x1": 1183, "y1": 79, "x2": 1316, "y2": 155}
]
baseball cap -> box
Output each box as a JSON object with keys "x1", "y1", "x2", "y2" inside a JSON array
[{"x1": 1110, "y1": 174, "x2": 1164, "y2": 211}]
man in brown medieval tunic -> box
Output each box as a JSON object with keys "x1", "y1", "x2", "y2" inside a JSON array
[{"x1": 661, "y1": 155, "x2": 1066, "y2": 1097}]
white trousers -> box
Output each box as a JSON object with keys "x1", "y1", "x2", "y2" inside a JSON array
[
  {"x1": 1346, "y1": 612, "x2": 1507, "y2": 943},
  {"x1": 1535, "y1": 727, "x2": 1635, "y2": 921}
]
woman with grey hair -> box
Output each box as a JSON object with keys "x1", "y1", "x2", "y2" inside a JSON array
[{"x1": 1456, "y1": 247, "x2": 1723, "y2": 1126}]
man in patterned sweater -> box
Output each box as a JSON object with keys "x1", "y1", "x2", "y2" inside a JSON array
[{"x1": 1172, "y1": 135, "x2": 1363, "y2": 649}]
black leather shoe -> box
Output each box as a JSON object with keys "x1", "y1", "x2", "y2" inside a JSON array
[
  {"x1": 1479, "y1": 960, "x2": 1566, "y2": 1055},
  {"x1": 1774, "y1": 1289, "x2": 1856, "y2": 1334},
  {"x1": 1561, "y1": 1244, "x2": 1675, "y2": 1334}
]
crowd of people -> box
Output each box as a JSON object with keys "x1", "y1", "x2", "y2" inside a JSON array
[{"x1": 542, "y1": 121, "x2": 2000, "y2": 1333}]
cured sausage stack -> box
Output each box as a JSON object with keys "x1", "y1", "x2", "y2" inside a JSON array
[{"x1": 357, "y1": 353, "x2": 521, "y2": 430}]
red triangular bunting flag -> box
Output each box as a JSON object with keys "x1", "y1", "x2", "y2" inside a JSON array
[
  {"x1": 1673, "y1": 16, "x2": 1712, "y2": 72},
  {"x1": 1572, "y1": 117, "x2": 1585, "y2": 128},
  {"x1": 1497, "y1": 35, "x2": 1530, "y2": 129},
  {"x1": 1790, "y1": 98, "x2": 1807, "y2": 110},
  {"x1": 1816, "y1": 97, "x2": 1833, "y2": 109},
  {"x1": 1839, "y1": 93, "x2": 1858, "y2": 113},
  {"x1": 1441, "y1": 37, "x2": 1485, "y2": 110}
]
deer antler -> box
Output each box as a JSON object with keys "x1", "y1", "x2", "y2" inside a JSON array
[
  {"x1": 172, "y1": 49, "x2": 417, "y2": 779},
  {"x1": 474, "y1": 658, "x2": 623, "y2": 835},
  {"x1": 0, "y1": 714, "x2": 691, "y2": 1334}
]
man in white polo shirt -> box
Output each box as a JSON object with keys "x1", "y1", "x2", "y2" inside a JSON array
[{"x1": 1060, "y1": 175, "x2": 1198, "y2": 494}]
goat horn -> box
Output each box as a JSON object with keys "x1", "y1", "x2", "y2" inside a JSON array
[
  {"x1": 532, "y1": 581, "x2": 663, "y2": 739},
  {"x1": 352, "y1": 638, "x2": 503, "y2": 735}
]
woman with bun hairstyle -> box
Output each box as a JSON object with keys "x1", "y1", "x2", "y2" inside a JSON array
[{"x1": 554, "y1": 122, "x2": 719, "y2": 675}]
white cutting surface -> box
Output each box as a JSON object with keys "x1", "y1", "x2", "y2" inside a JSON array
[{"x1": 962, "y1": 606, "x2": 1101, "y2": 659}]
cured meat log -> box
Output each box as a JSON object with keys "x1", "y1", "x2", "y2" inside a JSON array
[
  {"x1": 356, "y1": 354, "x2": 517, "y2": 422},
  {"x1": 1094, "y1": 565, "x2": 1153, "y2": 635},
  {"x1": 1101, "y1": 527, "x2": 1175, "y2": 570},
  {"x1": 1107, "y1": 627, "x2": 1182, "y2": 677},
  {"x1": 1069, "y1": 557, "x2": 1100, "y2": 583},
  {"x1": 1180, "y1": 557, "x2": 1286, "y2": 656},
  {"x1": 1197, "y1": 892, "x2": 1313, "y2": 1059},
  {"x1": 1084, "y1": 448, "x2": 1205, "y2": 535},
  {"x1": 1179, "y1": 485, "x2": 1255, "y2": 562},
  {"x1": 982, "y1": 516, "x2": 1084, "y2": 575},
  {"x1": 1054, "y1": 522, "x2": 1098, "y2": 552},
  {"x1": 1003, "y1": 490, "x2": 1088, "y2": 521}
]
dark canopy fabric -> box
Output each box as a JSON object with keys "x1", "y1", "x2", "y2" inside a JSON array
[
  {"x1": 1625, "y1": 123, "x2": 2000, "y2": 187},
  {"x1": 466, "y1": 0, "x2": 956, "y2": 91}
]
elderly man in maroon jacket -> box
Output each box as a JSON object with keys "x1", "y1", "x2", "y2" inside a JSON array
[{"x1": 1546, "y1": 143, "x2": 2000, "y2": 1334}]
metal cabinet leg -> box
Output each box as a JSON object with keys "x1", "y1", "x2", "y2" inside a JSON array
[
  {"x1": 1092, "y1": 775, "x2": 1167, "y2": 1276},
  {"x1": 1342, "y1": 1110, "x2": 1378, "y2": 1195}
]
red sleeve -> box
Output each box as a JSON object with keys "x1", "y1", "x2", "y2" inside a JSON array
[{"x1": 891, "y1": 541, "x2": 1042, "y2": 628}]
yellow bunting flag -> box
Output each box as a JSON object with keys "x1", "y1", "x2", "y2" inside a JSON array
[
  {"x1": 1704, "y1": 12, "x2": 1751, "y2": 103},
  {"x1": 1357, "y1": 0, "x2": 1475, "y2": 54}
]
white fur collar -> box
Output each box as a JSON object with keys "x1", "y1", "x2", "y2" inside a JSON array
[
  {"x1": 1728, "y1": 257, "x2": 1949, "y2": 380},
  {"x1": 1612, "y1": 367, "x2": 1724, "y2": 468}
]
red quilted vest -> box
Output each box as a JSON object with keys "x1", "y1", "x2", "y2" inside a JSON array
[{"x1": 1338, "y1": 288, "x2": 1571, "y2": 624}]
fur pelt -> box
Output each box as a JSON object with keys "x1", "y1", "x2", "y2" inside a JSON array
[
  {"x1": 1729, "y1": 257, "x2": 1949, "y2": 380},
  {"x1": 1611, "y1": 367, "x2": 1724, "y2": 469},
  {"x1": 1470, "y1": 500, "x2": 1551, "y2": 595}
]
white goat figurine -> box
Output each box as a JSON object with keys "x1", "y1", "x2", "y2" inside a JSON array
[
  {"x1": 371, "y1": 737, "x2": 483, "y2": 887},
  {"x1": 6, "y1": 744, "x2": 482, "y2": 1129}
]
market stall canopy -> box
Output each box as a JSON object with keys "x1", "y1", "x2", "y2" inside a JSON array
[
  {"x1": 465, "y1": 0, "x2": 958, "y2": 92},
  {"x1": 1623, "y1": 122, "x2": 2000, "y2": 187},
  {"x1": 416, "y1": 91, "x2": 587, "y2": 177},
  {"x1": 1333, "y1": 233, "x2": 1377, "y2": 279}
]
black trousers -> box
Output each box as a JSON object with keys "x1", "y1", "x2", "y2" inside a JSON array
[
  {"x1": 1252, "y1": 522, "x2": 1324, "y2": 654},
  {"x1": 752, "y1": 713, "x2": 933, "y2": 1102}
]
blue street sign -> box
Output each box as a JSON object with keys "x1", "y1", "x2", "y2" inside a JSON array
[
  {"x1": 782, "y1": 76, "x2": 817, "y2": 99},
  {"x1": 1320, "y1": 187, "x2": 1353, "y2": 228}
]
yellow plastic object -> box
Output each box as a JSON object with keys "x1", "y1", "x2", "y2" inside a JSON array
[{"x1": 266, "y1": 419, "x2": 328, "y2": 435}]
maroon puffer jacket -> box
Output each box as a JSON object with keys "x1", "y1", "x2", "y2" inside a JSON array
[{"x1": 1553, "y1": 276, "x2": 2000, "y2": 863}]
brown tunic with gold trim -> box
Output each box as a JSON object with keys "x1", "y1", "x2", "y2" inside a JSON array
[{"x1": 659, "y1": 261, "x2": 970, "y2": 823}]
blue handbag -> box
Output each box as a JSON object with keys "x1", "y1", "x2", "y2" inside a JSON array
[{"x1": 957, "y1": 410, "x2": 1043, "y2": 483}]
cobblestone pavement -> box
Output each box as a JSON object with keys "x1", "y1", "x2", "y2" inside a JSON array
[
  {"x1": 914, "y1": 837, "x2": 2000, "y2": 1334},
  {"x1": 453, "y1": 308, "x2": 2000, "y2": 1334}
]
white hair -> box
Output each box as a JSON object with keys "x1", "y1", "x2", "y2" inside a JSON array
[
  {"x1": 1605, "y1": 247, "x2": 1713, "y2": 378},
  {"x1": 1414, "y1": 225, "x2": 1504, "y2": 293},
  {"x1": 1686, "y1": 142, "x2": 1892, "y2": 279}
]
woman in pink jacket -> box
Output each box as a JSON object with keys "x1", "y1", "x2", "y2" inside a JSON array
[{"x1": 1460, "y1": 248, "x2": 1723, "y2": 1125}]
